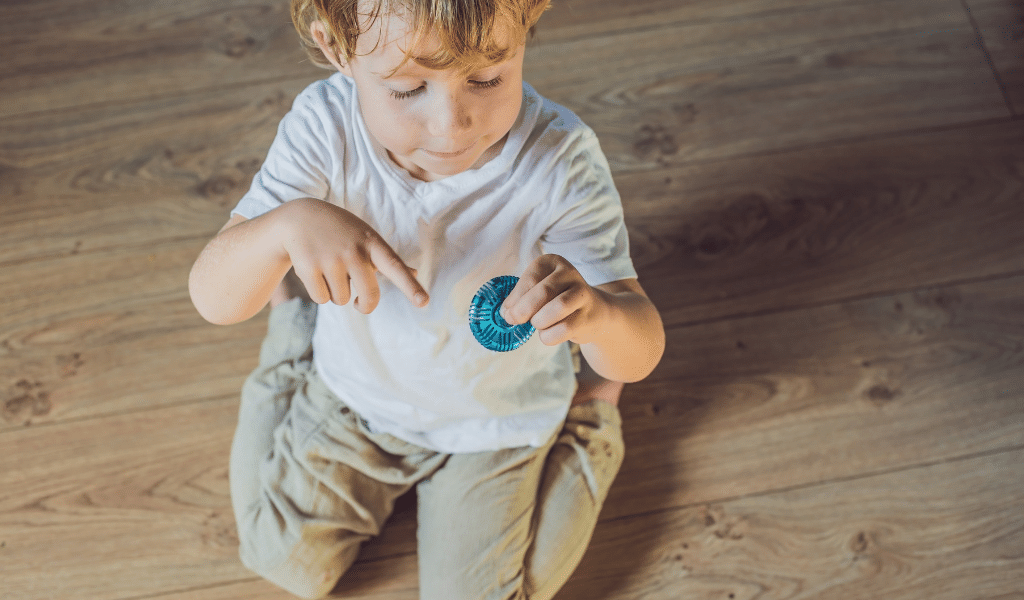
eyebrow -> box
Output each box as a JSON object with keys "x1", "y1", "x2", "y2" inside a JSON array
[
  {"x1": 373, "y1": 58, "x2": 431, "y2": 79},
  {"x1": 374, "y1": 58, "x2": 500, "y2": 80}
]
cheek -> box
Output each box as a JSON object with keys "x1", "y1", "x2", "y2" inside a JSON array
[
  {"x1": 369, "y1": 102, "x2": 415, "y2": 143},
  {"x1": 493, "y1": 91, "x2": 522, "y2": 129}
]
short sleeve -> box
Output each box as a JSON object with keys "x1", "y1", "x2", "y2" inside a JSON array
[
  {"x1": 540, "y1": 130, "x2": 638, "y2": 287},
  {"x1": 230, "y1": 89, "x2": 337, "y2": 220}
]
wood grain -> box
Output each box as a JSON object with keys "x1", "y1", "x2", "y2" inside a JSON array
[
  {"x1": 0, "y1": 0, "x2": 888, "y2": 121},
  {"x1": 138, "y1": 440, "x2": 1024, "y2": 600},
  {"x1": 524, "y1": 0, "x2": 1009, "y2": 173},
  {"x1": 606, "y1": 274, "x2": 1024, "y2": 520},
  {"x1": 0, "y1": 237, "x2": 265, "y2": 429},
  {"x1": 3, "y1": 0, "x2": 1024, "y2": 598},
  {"x1": 965, "y1": 0, "x2": 1024, "y2": 114},
  {"x1": 556, "y1": 447, "x2": 1024, "y2": 600},
  {"x1": 0, "y1": 77, "x2": 298, "y2": 201},
  {"x1": 616, "y1": 118, "x2": 1024, "y2": 325},
  {"x1": 1, "y1": 0, "x2": 1008, "y2": 179},
  {"x1": 0, "y1": 0, "x2": 326, "y2": 119},
  {"x1": 2, "y1": 275, "x2": 1021, "y2": 599},
  {"x1": 531, "y1": 0, "x2": 858, "y2": 45}
]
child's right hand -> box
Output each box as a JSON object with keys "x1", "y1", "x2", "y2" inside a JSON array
[{"x1": 277, "y1": 198, "x2": 429, "y2": 313}]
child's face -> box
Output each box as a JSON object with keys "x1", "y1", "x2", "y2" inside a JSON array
[{"x1": 312, "y1": 13, "x2": 525, "y2": 182}]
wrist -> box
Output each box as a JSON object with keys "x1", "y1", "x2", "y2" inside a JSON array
[
  {"x1": 272, "y1": 198, "x2": 315, "y2": 266},
  {"x1": 575, "y1": 285, "x2": 617, "y2": 347}
]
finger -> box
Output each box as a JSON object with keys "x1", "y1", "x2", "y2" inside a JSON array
[
  {"x1": 325, "y1": 263, "x2": 351, "y2": 306},
  {"x1": 530, "y1": 285, "x2": 584, "y2": 331},
  {"x1": 537, "y1": 310, "x2": 579, "y2": 346},
  {"x1": 369, "y1": 243, "x2": 429, "y2": 308},
  {"x1": 504, "y1": 270, "x2": 564, "y2": 326},
  {"x1": 501, "y1": 258, "x2": 557, "y2": 324},
  {"x1": 348, "y1": 255, "x2": 380, "y2": 314},
  {"x1": 295, "y1": 266, "x2": 331, "y2": 305}
]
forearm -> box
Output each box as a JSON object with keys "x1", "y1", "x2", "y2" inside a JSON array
[
  {"x1": 580, "y1": 290, "x2": 666, "y2": 383},
  {"x1": 188, "y1": 207, "x2": 293, "y2": 325}
]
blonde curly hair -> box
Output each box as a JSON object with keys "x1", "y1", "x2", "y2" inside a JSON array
[{"x1": 291, "y1": 0, "x2": 551, "y2": 77}]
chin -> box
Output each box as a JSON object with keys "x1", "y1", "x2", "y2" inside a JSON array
[{"x1": 427, "y1": 154, "x2": 476, "y2": 172}]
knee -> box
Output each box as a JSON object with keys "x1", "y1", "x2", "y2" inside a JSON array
[
  {"x1": 236, "y1": 509, "x2": 360, "y2": 599},
  {"x1": 240, "y1": 542, "x2": 356, "y2": 600}
]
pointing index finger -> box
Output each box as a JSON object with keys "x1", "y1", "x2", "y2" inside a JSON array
[{"x1": 370, "y1": 243, "x2": 429, "y2": 307}]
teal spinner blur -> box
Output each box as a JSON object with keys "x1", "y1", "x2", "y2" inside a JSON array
[{"x1": 469, "y1": 275, "x2": 536, "y2": 352}]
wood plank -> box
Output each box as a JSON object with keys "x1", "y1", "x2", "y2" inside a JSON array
[
  {"x1": 606, "y1": 274, "x2": 1024, "y2": 520},
  {"x1": 0, "y1": 236, "x2": 266, "y2": 429},
  {"x1": 2, "y1": 275, "x2": 1021, "y2": 598},
  {"x1": 523, "y1": 0, "x2": 1008, "y2": 173},
  {"x1": 557, "y1": 447, "x2": 1024, "y2": 600},
  {"x1": 0, "y1": 399, "x2": 243, "y2": 600},
  {"x1": 154, "y1": 564, "x2": 422, "y2": 600},
  {"x1": 119, "y1": 448, "x2": 1024, "y2": 600},
  {"x1": 1, "y1": 0, "x2": 1006, "y2": 180},
  {"x1": 3, "y1": 0, "x2": 1015, "y2": 272},
  {"x1": 0, "y1": 395, "x2": 419, "y2": 600},
  {"x1": 0, "y1": 76, "x2": 299, "y2": 200},
  {"x1": 532, "y1": 0, "x2": 858, "y2": 45},
  {"x1": 0, "y1": 0, "x2": 326, "y2": 119},
  {"x1": 0, "y1": 0, "x2": 871, "y2": 121},
  {"x1": 0, "y1": 77, "x2": 305, "y2": 266},
  {"x1": 965, "y1": 0, "x2": 1024, "y2": 114},
  {"x1": 617, "y1": 118, "x2": 1024, "y2": 325}
]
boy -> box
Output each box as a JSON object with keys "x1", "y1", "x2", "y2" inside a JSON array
[{"x1": 188, "y1": 0, "x2": 665, "y2": 598}]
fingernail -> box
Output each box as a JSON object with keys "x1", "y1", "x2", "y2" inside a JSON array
[
  {"x1": 415, "y1": 292, "x2": 428, "y2": 306},
  {"x1": 500, "y1": 304, "x2": 512, "y2": 323}
]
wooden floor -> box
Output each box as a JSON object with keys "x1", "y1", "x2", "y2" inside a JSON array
[{"x1": 2, "y1": 0, "x2": 1023, "y2": 598}]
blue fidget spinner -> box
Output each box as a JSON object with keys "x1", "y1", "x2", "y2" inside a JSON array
[{"x1": 469, "y1": 275, "x2": 536, "y2": 352}]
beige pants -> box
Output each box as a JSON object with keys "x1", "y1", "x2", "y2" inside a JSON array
[{"x1": 229, "y1": 298, "x2": 624, "y2": 599}]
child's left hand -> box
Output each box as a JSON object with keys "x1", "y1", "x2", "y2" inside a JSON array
[{"x1": 499, "y1": 254, "x2": 609, "y2": 346}]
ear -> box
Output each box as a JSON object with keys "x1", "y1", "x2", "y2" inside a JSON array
[{"x1": 310, "y1": 20, "x2": 353, "y2": 76}]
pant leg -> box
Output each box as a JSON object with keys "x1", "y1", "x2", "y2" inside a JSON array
[
  {"x1": 416, "y1": 398, "x2": 624, "y2": 600},
  {"x1": 415, "y1": 433, "x2": 558, "y2": 600},
  {"x1": 229, "y1": 298, "x2": 448, "y2": 599},
  {"x1": 230, "y1": 297, "x2": 316, "y2": 530},
  {"x1": 523, "y1": 399, "x2": 624, "y2": 600}
]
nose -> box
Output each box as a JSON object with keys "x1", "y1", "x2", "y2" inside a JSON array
[{"x1": 425, "y1": 90, "x2": 472, "y2": 139}]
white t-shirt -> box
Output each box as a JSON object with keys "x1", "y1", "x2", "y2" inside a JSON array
[{"x1": 231, "y1": 73, "x2": 637, "y2": 453}]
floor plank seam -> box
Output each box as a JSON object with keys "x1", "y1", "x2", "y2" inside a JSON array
[
  {"x1": 0, "y1": 392, "x2": 240, "y2": 436},
  {"x1": 600, "y1": 441, "x2": 1024, "y2": 526},
  {"x1": 111, "y1": 577, "x2": 260, "y2": 600},
  {"x1": 530, "y1": 0, "x2": 895, "y2": 46},
  {"x1": 959, "y1": 0, "x2": 1015, "y2": 117},
  {"x1": 669, "y1": 267, "x2": 1024, "y2": 331},
  {"x1": 0, "y1": 233, "x2": 220, "y2": 271},
  {"x1": 103, "y1": 442, "x2": 1024, "y2": 600},
  {"x1": 0, "y1": 71, "x2": 318, "y2": 122},
  {"x1": 618, "y1": 115, "x2": 1020, "y2": 177}
]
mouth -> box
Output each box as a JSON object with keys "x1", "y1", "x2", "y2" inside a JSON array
[{"x1": 422, "y1": 142, "x2": 474, "y2": 159}]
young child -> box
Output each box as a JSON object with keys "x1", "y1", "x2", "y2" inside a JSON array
[{"x1": 188, "y1": 0, "x2": 665, "y2": 597}]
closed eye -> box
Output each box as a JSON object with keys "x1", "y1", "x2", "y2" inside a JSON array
[
  {"x1": 389, "y1": 87, "x2": 423, "y2": 100},
  {"x1": 472, "y1": 75, "x2": 504, "y2": 90},
  {"x1": 388, "y1": 75, "x2": 505, "y2": 100}
]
